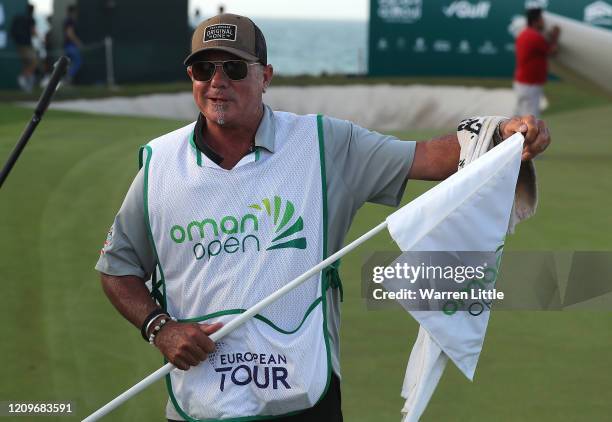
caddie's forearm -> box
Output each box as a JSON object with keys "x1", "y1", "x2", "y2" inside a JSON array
[
  {"x1": 100, "y1": 273, "x2": 159, "y2": 329},
  {"x1": 408, "y1": 133, "x2": 460, "y2": 181}
]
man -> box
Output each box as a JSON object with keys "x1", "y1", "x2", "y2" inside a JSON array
[
  {"x1": 96, "y1": 13, "x2": 551, "y2": 421},
  {"x1": 43, "y1": 16, "x2": 54, "y2": 78},
  {"x1": 514, "y1": 8, "x2": 561, "y2": 117},
  {"x1": 190, "y1": 8, "x2": 202, "y2": 30},
  {"x1": 63, "y1": 5, "x2": 82, "y2": 83},
  {"x1": 10, "y1": 3, "x2": 37, "y2": 92}
]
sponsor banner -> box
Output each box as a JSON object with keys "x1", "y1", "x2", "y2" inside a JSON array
[{"x1": 369, "y1": 0, "x2": 612, "y2": 77}]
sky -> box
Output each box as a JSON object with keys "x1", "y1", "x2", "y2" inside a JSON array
[{"x1": 29, "y1": 0, "x2": 369, "y2": 20}]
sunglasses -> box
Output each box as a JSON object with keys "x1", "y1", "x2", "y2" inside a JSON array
[{"x1": 190, "y1": 60, "x2": 260, "y2": 82}]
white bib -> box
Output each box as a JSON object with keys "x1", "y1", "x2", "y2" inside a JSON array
[{"x1": 140, "y1": 112, "x2": 332, "y2": 421}]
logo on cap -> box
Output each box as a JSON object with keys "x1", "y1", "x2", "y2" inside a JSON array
[{"x1": 204, "y1": 24, "x2": 237, "y2": 42}]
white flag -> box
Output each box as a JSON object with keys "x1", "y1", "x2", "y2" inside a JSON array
[{"x1": 384, "y1": 133, "x2": 524, "y2": 420}]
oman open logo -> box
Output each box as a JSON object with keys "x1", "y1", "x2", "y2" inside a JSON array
[
  {"x1": 248, "y1": 196, "x2": 306, "y2": 250},
  {"x1": 169, "y1": 196, "x2": 306, "y2": 260}
]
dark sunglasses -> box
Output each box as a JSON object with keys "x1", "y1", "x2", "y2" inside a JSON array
[{"x1": 190, "y1": 60, "x2": 260, "y2": 82}]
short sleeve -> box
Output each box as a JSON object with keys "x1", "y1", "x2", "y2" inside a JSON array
[
  {"x1": 95, "y1": 169, "x2": 156, "y2": 279},
  {"x1": 323, "y1": 116, "x2": 416, "y2": 208}
]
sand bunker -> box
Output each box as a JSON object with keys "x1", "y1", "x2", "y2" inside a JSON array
[{"x1": 44, "y1": 84, "x2": 515, "y2": 131}]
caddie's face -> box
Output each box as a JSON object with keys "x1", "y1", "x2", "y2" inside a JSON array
[{"x1": 187, "y1": 51, "x2": 273, "y2": 128}]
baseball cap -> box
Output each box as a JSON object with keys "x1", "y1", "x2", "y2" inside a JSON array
[{"x1": 184, "y1": 13, "x2": 267, "y2": 66}]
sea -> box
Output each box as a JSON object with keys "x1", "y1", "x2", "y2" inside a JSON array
[
  {"x1": 34, "y1": 15, "x2": 369, "y2": 76},
  {"x1": 255, "y1": 18, "x2": 368, "y2": 76}
]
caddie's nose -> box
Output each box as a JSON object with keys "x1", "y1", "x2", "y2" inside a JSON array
[{"x1": 210, "y1": 64, "x2": 230, "y2": 89}]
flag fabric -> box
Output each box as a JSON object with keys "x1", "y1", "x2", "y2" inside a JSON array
[{"x1": 384, "y1": 133, "x2": 525, "y2": 421}]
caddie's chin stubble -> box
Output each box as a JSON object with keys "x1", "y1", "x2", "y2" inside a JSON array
[{"x1": 214, "y1": 102, "x2": 226, "y2": 126}]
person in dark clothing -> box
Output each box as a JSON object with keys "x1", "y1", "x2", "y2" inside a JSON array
[
  {"x1": 44, "y1": 16, "x2": 54, "y2": 75},
  {"x1": 10, "y1": 3, "x2": 38, "y2": 92},
  {"x1": 63, "y1": 5, "x2": 83, "y2": 82}
]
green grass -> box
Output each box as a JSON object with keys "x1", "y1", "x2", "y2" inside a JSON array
[
  {"x1": 342, "y1": 103, "x2": 612, "y2": 421},
  {"x1": 1, "y1": 87, "x2": 611, "y2": 421}
]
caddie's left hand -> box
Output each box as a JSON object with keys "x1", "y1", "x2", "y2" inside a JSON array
[{"x1": 500, "y1": 115, "x2": 551, "y2": 161}]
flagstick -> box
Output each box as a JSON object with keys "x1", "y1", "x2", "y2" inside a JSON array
[
  {"x1": 0, "y1": 57, "x2": 69, "y2": 188},
  {"x1": 83, "y1": 221, "x2": 388, "y2": 422}
]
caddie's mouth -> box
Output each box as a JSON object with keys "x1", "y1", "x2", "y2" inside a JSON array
[{"x1": 207, "y1": 96, "x2": 232, "y2": 103}]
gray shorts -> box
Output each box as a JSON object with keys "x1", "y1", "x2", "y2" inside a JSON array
[
  {"x1": 513, "y1": 81, "x2": 543, "y2": 118},
  {"x1": 17, "y1": 46, "x2": 38, "y2": 68}
]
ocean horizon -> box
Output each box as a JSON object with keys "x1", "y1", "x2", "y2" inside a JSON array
[{"x1": 254, "y1": 18, "x2": 368, "y2": 76}]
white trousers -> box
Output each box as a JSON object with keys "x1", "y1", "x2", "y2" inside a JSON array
[{"x1": 513, "y1": 81, "x2": 544, "y2": 118}]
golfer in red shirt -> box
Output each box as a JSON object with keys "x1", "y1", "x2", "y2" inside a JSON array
[{"x1": 514, "y1": 8, "x2": 560, "y2": 117}]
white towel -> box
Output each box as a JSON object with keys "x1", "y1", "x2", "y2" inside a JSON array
[{"x1": 399, "y1": 117, "x2": 537, "y2": 422}]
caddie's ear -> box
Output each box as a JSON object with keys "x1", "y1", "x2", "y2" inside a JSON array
[
  {"x1": 262, "y1": 64, "x2": 273, "y2": 92},
  {"x1": 186, "y1": 66, "x2": 194, "y2": 81}
]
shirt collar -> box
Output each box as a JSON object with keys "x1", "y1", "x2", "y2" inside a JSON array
[
  {"x1": 255, "y1": 104, "x2": 275, "y2": 153},
  {"x1": 192, "y1": 104, "x2": 275, "y2": 165}
]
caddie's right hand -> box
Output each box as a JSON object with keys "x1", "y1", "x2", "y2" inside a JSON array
[{"x1": 154, "y1": 321, "x2": 223, "y2": 370}]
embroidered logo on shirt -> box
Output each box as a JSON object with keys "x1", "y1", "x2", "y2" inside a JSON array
[{"x1": 100, "y1": 225, "x2": 114, "y2": 255}]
